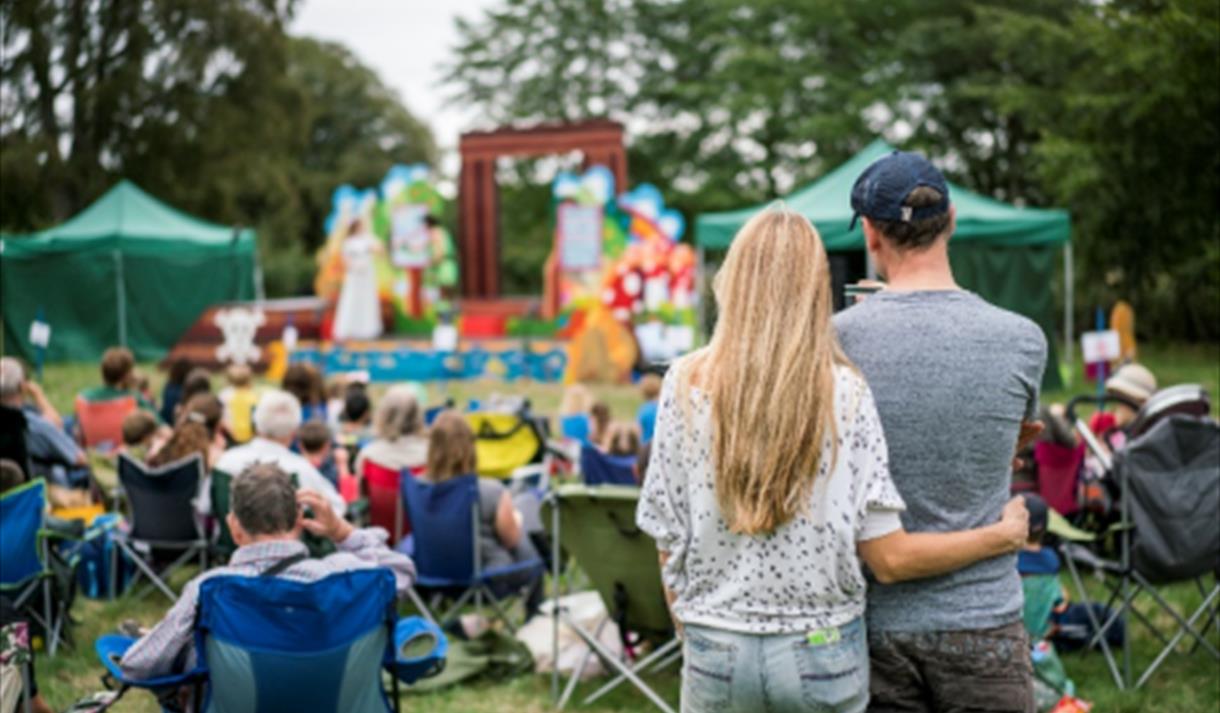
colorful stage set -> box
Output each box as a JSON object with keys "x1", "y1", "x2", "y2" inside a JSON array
[{"x1": 167, "y1": 121, "x2": 697, "y2": 384}]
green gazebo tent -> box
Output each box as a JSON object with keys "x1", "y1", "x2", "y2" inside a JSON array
[
  {"x1": 695, "y1": 139, "x2": 1073, "y2": 389},
  {"x1": 1, "y1": 181, "x2": 258, "y2": 363}
]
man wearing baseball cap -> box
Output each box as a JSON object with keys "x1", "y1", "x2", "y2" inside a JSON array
[{"x1": 834, "y1": 151, "x2": 1047, "y2": 711}]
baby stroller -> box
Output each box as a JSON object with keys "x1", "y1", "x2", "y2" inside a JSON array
[
  {"x1": 1057, "y1": 383, "x2": 1219, "y2": 689},
  {"x1": 1066, "y1": 384, "x2": 1212, "y2": 533},
  {"x1": 465, "y1": 399, "x2": 562, "y2": 493}
]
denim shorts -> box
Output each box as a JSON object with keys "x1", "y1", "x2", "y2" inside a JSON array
[{"x1": 681, "y1": 618, "x2": 868, "y2": 713}]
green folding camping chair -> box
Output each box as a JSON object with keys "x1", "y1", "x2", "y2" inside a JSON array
[{"x1": 542, "y1": 484, "x2": 680, "y2": 713}]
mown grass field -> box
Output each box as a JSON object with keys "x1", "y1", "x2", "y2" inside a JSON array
[{"x1": 23, "y1": 342, "x2": 1220, "y2": 711}]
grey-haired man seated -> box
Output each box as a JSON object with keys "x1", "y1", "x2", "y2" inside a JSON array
[{"x1": 120, "y1": 462, "x2": 415, "y2": 681}]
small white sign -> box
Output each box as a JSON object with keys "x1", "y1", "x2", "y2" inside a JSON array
[
  {"x1": 29, "y1": 320, "x2": 51, "y2": 348},
  {"x1": 1081, "y1": 329, "x2": 1121, "y2": 364},
  {"x1": 282, "y1": 324, "x2": 299, "y2": 352},
  {"x1": 432, "y1": 324, "x2": 458, "y2": 352}
]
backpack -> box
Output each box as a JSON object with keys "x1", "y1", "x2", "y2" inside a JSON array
[{"x1": 65, "y1": 514, "x2": 135, "y2": 599}]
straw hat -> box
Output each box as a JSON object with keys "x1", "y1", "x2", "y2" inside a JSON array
[{"x1": 1105, "y1": 363, "x2": 1157, "y2": 406}]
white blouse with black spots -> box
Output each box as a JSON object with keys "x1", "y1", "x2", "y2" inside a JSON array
[{"x1": 636, "y1": 363, "x2": 905, "y2": 635}]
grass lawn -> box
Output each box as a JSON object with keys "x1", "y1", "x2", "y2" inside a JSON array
[{"x1": 20, "y1": 342, "x2": 1220, "y2": 711}]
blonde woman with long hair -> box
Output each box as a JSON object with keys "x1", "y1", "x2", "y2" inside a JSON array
[{"x1": 636, "y1": 208, "x2": 1029, "y2": 713}]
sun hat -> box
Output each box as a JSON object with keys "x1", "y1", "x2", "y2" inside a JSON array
[{"x1": 1104, "y1": 363, "x2": 1157, "y2": 407}]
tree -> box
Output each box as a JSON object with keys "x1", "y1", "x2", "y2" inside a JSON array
[
  {"x1": 445, "y1": 0, "x2": 1220, "y2": 340},
  {"x1": 1, "y1": 1, "x2": 438, "y2": 297}
]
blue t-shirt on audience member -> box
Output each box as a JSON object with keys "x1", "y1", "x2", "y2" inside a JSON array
[{"x1": 637, "y1": 400, "x2": 658, "y2": 443}]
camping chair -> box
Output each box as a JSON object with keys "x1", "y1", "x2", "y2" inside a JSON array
[
  {"x1": 0, "y1": 479, "x2": 71, "y2": 656},
  {"x1": 467, "y1": 410, "x2": 552, "y2": 493},
  {"x1": 542, "y1": 484, "x2": 680, "y2": 713},
  {"x1": 1059, "y1": 414, "x2": 1220, "y2": 689},
  {"x1": 401, "y1": 474, "x2": 543, "y2": 633},
  {"x1": 74, "y1": 395, "x2": 137, "y2": 452},
  {"x1": 208, "y1": 469, "x2": 238, "y2": 561},
  {"x1": 96, "y1": 568, "x2": 447, "y2": 712},
  {"x1": 209, "y1": 468, "x2": 344, "y2": 561},
  {"x1": 113, "y1": 453, "x2": 209, "y2": 602},
  {"x1": 363, "y1": 460, "x2": 422, "y2": 546},
  {"x1": 579, "y1": 444, "x2": 637, "y2": 486}
]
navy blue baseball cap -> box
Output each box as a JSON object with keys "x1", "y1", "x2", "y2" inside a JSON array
[{"x1": 849, "y1": 151, "x2": 950, "y2": 230}]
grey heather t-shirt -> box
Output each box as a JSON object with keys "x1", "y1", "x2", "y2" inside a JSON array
[{"x1": 833, "y1": 289, "x2": 1047, "y2": 632}]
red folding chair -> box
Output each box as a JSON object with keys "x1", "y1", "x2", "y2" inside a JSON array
[
  {"x1": 74, "y1": 394, "x2": 137, "y2": 452},
  {"x1": 362, "y1": 460, "x2": 421, "y2": 546}
]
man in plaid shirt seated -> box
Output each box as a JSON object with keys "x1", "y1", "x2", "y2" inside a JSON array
[{"x1": 119, "y1": 462, "x2": 416, "y2": 681}]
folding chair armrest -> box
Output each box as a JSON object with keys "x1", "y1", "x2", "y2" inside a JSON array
[
  {"x1": 95, "y1": 635, "x2": 204, "y2": 689},
  {"x1": 38, "y1": 520, "x2": 86, "y2": 543},
  {"x1": 390, "y1": 617, "x2": 448, "y2": 684}
]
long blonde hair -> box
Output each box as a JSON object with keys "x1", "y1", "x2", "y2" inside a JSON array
[{"x1": 681, "y1": 208, "x2": 850, "y2": 535}]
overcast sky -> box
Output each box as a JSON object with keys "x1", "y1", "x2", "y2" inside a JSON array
[{"x1": 292, "y1": 0, "x2": 499, "y2": 178}]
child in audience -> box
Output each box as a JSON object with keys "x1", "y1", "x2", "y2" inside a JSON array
[
  {"x1": 120, "y1": 411, "x2": 164, "y2": 463},
  {"x1": 218, "y1": 363, "x2": 259, "y2": 444},
  {"x1": 1017, "y1": 493, "x2": 1061, "y2": 640},
  {"x1": 602, "y1": 420, "x2": 641, "y2": 457},
  {"x1": 589, "y1": 401, "x2": 611, "y2": 447},
  {"x1": 282, "y1": 363, "x2": 327, "y2": 423},
  {"x1": 557, "y1": 383, "x2": 593, "y2": 442},
  {"x1": 298, "y1": 420, "x2": 349, "y2": 489},
  {"x1": 324, "y1": 375, "x2": 349, "y2": 430},
  {"x1": 636, "y1": 373, "x2": 662, "y2": 443}
]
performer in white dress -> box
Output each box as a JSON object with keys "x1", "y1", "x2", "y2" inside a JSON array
[{"x1": 332, "y1": 220, "x2": 383, "y2": 341}]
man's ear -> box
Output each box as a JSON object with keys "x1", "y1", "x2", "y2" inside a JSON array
[
  {"x1": 862, "y1": 217, "x2": 883, "y2": 254},
  {"x1": 227, "y1": 512, "x2": 248, "y2": 547},
  {"x1": 944, "y1": 205, "x2": 957, "y2": 241}
]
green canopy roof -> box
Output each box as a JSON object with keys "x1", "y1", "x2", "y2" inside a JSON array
[
  {"x1": 1, "y1": 181, "x2": 257, "y2": 362},
  {"x1": 2, "y1": 180, "x2": 255, "y2": 256},
  {"x1": 695, "y1": 139, "x2": 1070, "y2": 251}
]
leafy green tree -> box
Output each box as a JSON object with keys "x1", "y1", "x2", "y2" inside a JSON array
[
  {"x1": 1, "y1": 1, "x2": 437, "y2": 297},
  {"x1": 446, "y1": 0, "x2": 1219, "y2": 340}
]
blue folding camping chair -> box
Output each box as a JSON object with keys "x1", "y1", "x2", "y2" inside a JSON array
[
  {"x1": 579, "y1": 444, "x2": 637, "y2": 486},
  {"x1": 96, "y1": 568, "x2": 446, "y2": 712},
  {"x1": 0, "y1": 479, "x2": 69, "y2": 656},
  {"x1": 401, "y1": 474, "x2": 543, "y2": 633}
]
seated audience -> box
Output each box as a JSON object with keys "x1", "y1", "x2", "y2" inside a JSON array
[
  {"x1": 338, "y1": 384, "x2": 373, "y2": 446},
  {"x1": 1, "y1": 357, "x2": 88, "y2": 488},
  {"x1": 0, "y1": 458, "x2": 25, "y2": 491},
  {"x1": 422, "y1": 412, "x2": 542, "y2": 617},
  {"x1": 208, "y1": 390, "x2": 345, "y2": 516},
  {"x1": 355, "y1": 385, "x2": 428, "y2": 474},
  {"x1": 119, "y1": 462, "x2": 415, "y2": 680},
  {"x1": 77, "y1": 347, "x2": 156, "y2": 413},
  {"x1": 1091, "y1": 362, "x2": 1156, "y2": 447},
  {"x1": 149, "y1": 394, "x2": 225, "y2": 469},
  {"x1": 298, "y1": 421, "x2": 348, "y2": 488},
  {"x1": 601, "y1": 420, "x2": 641, "y2": 457},
  {"x1": 119, "y1": 411, "x2": 166, "y2": 463},
  {"x1": 636, "y1": 373, "x2": 662, "y2": 443},
  {"x1": 557, "y1": 384, "x2": 593, "y2": 442},
  {"x1": 324, "y1": 375, "x2": 349, "y2": 431},
  {"x1": 1017, "y1": 493, "x2": 1061, "y2": 640},
  {"x1": 174, "y1": 368, "x2": 212, "y2": 418},
  {"x1": 218, "y1": 363, "x2": 259, "y2": 444},
  {"x1": 159, "y1": 357, "x2": 194, "y2": 425},
  {"x1": 589, "y1": 401, "x2": 611, "y2": 447},
  {"x1": 282, "y1": 363, "x2": 327, "y2": 423}
]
